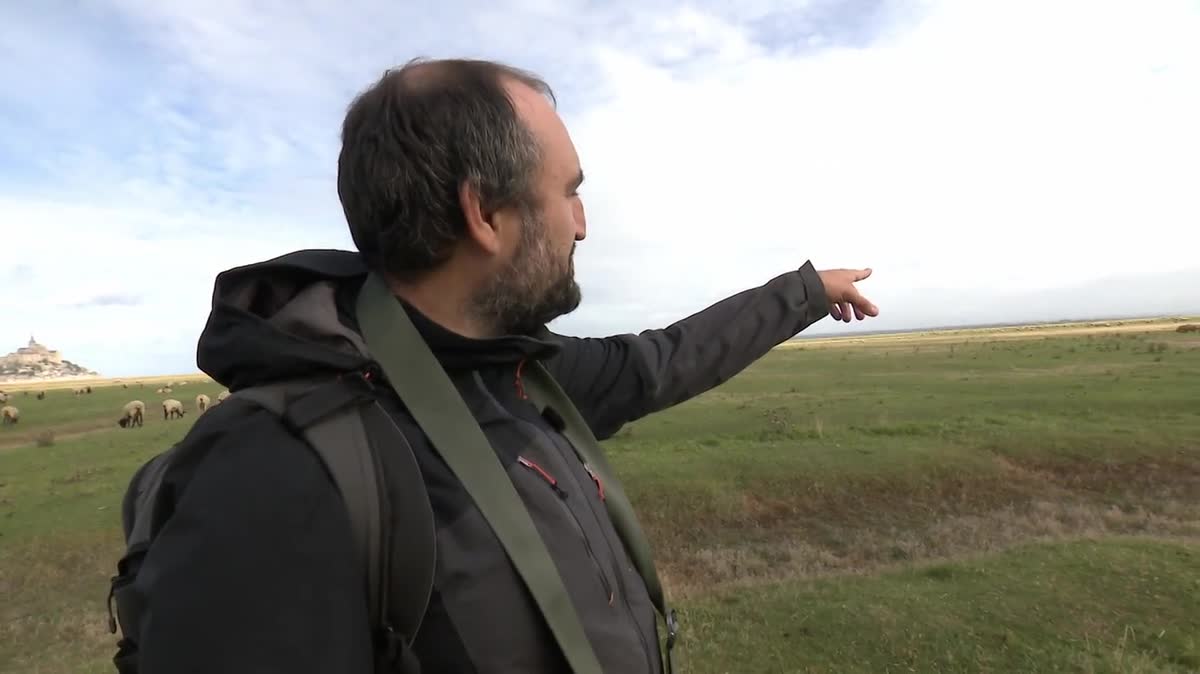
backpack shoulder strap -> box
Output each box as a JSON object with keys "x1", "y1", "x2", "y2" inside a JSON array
[
  {"x1": 522, "y1": 361, "x2": 680, "y2": 674},
  {"x1": 355, "y1": 273, "x2": 606, "y2": 674},
  {"x1": 232, "y1": 375, "x2": 436, "y2": 667}
]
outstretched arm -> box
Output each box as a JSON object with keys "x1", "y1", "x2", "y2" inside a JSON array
[{"x1": 544, "y1": 262, "x2": 876, "y2": 440}]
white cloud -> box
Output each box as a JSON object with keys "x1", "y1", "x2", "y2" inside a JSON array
[{"x1": 1, "y1": 0, "x2": 1198, "y2": 376}]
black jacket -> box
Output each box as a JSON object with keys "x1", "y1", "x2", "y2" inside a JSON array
[{"x1": 130, "y1": 249, "x2": 830, "y2": 673}]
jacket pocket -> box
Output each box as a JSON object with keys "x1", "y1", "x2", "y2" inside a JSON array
[{"x1": 517, "y1": 455, "x2": 615, "y2": 605}]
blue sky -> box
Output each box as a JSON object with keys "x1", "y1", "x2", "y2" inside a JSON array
[{"x1": 2, "y1": 0, "x2": 1199, "y2": 377}]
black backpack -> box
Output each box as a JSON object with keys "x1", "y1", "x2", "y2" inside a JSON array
[{"x1": 106, "y1": 372, "x2": 437, "y2": 673}]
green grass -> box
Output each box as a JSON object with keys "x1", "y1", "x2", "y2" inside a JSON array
[
  {"x1": 0, "y1": 379, "x2": 226, "y2": 448},
  {"x1": 1, "y1": 326, "x2": 1198, "y2": 672},
  {"x1": 679, "y1": 538, "x2": 1200, "y2": 673}
]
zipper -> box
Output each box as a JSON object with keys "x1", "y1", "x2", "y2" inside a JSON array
[
  {"x1": 356, "y1": 364, "x2": 434, "y2": 664},
  {"x1": 525, "y1": 427, "x2": 657, "y2": 672},
  {"x1": 517, "y1": 456, "x2": 615, "y2": 605},
  {"x1": 549, "y1": 440, "x2": 656, "y2": 673},
  {"x1": 355, "y1": 366, "x2": 406, "y2": 655}
]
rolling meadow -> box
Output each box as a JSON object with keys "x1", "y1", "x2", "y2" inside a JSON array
[{"x1": 1, "y1": 318, "x2": 1198, "y2": 673}]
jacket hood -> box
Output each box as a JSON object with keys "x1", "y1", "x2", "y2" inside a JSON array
[{"x1": 196, "y1": 249, "x2": 562, "y2": 391}]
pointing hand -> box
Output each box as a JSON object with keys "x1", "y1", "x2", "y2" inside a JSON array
[{"x1": 817, "y1": 268, "x2": 879, "y2": 323}]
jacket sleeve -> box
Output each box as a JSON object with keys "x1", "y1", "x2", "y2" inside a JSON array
[
  {"x1": 544, "y1": 261, "x2": 830, "y2": 440},
  {"x1": 132, "y1": 413, "x2": 375, "y2": 674}
]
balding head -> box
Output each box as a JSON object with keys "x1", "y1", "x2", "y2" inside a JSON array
[
  {"x1": 336, "y1": 57, "x2": 587, "y2": 336},
  {"x1": 336, "y1": 57, "x2": 556, "y2": 282}
]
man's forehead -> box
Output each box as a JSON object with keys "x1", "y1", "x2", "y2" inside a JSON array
[
  {"x1": 505, "y1": 79, "x2": 579, "y2": 175},
  {"x1": 504, "y1": 78, "x2": 558, "y2": 127}
]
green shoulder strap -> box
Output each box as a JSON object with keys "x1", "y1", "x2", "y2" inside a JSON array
[
  {"x1": 354, "y1": 273, "x2": 605, "y2": 674},
  {"x1": 521, "y1": 363, "x2": 679, "y2": 674}
]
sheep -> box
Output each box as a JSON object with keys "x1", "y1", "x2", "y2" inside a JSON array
[
  {"x1": 156, "y1": 387, "x2": 173, "y2": 395},
  {"x1": 118, "y1": 400, "x2": 145, "y2": 428},
  {"x1": 217, "y1": 390, "x2": 230, "y2": 402},
  {"x1": 162, "y1": 398, "x2": 186, "y2": 420},
  {"x1": 1, "y1": 405, "x2": 18, "y2": 425},
  {"x1": 0, "y1": 391, "x2": 7, "y2": 404},
  {"x1": 36, "y1": 391, "x2": 45, "y2": 400},
  {"x1": 195, "y1": 393, "x2": 211, "y2": 414}
]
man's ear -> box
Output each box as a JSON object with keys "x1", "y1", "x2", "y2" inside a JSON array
[{"x1": 459, "y1": 179, "x2": 503, "y2": 256}]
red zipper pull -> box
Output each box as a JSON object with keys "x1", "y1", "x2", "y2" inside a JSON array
[
  {"x1": 583, "y1": 463, "x2": 605, "y2": 501},
  {"x1": 518, "y1": 456, "x2": 568, "y2": 499}
]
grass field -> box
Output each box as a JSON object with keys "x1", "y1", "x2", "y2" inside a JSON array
[{"x1": 2, "y1": 320, "x2": 1199, "y2": 673}]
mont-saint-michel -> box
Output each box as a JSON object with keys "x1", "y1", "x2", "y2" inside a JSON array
[{"x1": 0, "y1": 336, "x2": 98, "y2": 383}]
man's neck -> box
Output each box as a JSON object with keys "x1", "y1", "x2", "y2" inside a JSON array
[{"x1": 384, "y1": 273, "x2": 494, "y2": 340}]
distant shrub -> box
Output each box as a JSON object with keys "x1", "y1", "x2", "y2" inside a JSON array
[
  {"x1": 35, "y1": 431, "x2": 55, "y2": 447},
  {"x1": 1177, "y1": 324, "x2": 1200, "y2": 333}
]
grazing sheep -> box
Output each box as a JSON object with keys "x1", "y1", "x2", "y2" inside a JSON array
[
  {"x1": 195, "y1": 393, "x2": 211, "y2": 413},
  {"x1": 162, "y1": 398, "x2": 186, "y2": 420},
  {"x1": 36, "y1": 391, "x2": 45, "y2": 400},
  {"x1": 217, "y1": 390, "x2": 230, "y2": 402},
  {"x1": 156, "y1": 387, "x2": 173, "y2": 395},
  {"x1": 118, "y1": 400, "x2": 146, "y2": 428},
  {"x1": 0, "y1": 391, "x2": 7, "y2": 404},
  {"x1": 1, "y1": 405, "x2": 17, "y2": 425}
]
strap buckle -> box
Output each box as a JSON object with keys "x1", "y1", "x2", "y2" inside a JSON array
[{"x1": 666, "y1": 608, "x2": 679, "y2": 649}]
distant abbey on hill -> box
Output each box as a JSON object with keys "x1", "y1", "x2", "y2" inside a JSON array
[{"x1": 0, "y1": 336, "x2": 98, "y2": 382}]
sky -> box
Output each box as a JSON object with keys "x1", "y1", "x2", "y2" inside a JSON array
[{"x1": 2, "y1": 0, "x2": 1198, "y2": 377}]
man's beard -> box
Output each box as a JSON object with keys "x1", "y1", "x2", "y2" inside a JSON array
[{"x1": 469, "y1": 210, "x2": 582, "y2": 336}]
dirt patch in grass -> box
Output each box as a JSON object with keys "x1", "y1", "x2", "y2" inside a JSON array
[{"x1": 646, "y1": 452, "x2": 1200, "y2": 598}]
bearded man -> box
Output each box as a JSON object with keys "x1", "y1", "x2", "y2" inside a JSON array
[{"x1": 116, "y1": 57, "x2": 877, "y2": 674}]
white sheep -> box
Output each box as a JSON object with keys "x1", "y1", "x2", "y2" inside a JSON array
[
  {"x1": 217, "y1": 390, "x2": 230, "y2": 402},
  {"x1": 156, "y1": 387, "x2": 173, "y2": 395},
  {"x1": 1, "y1": 405, "x2": 18, "y2": 425},
  {"x1": 118, "y1": 400, "x2": 145, "y2": 428},
  {"x1": 0, "y1": 391, "x2": 7, "y2": 404},
  {"x1": 162, "y1": 398, "x2": 186, "y2": 420},
  {"x1": 195, "y1": 393, "x2": 211, "y2": 414}
]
